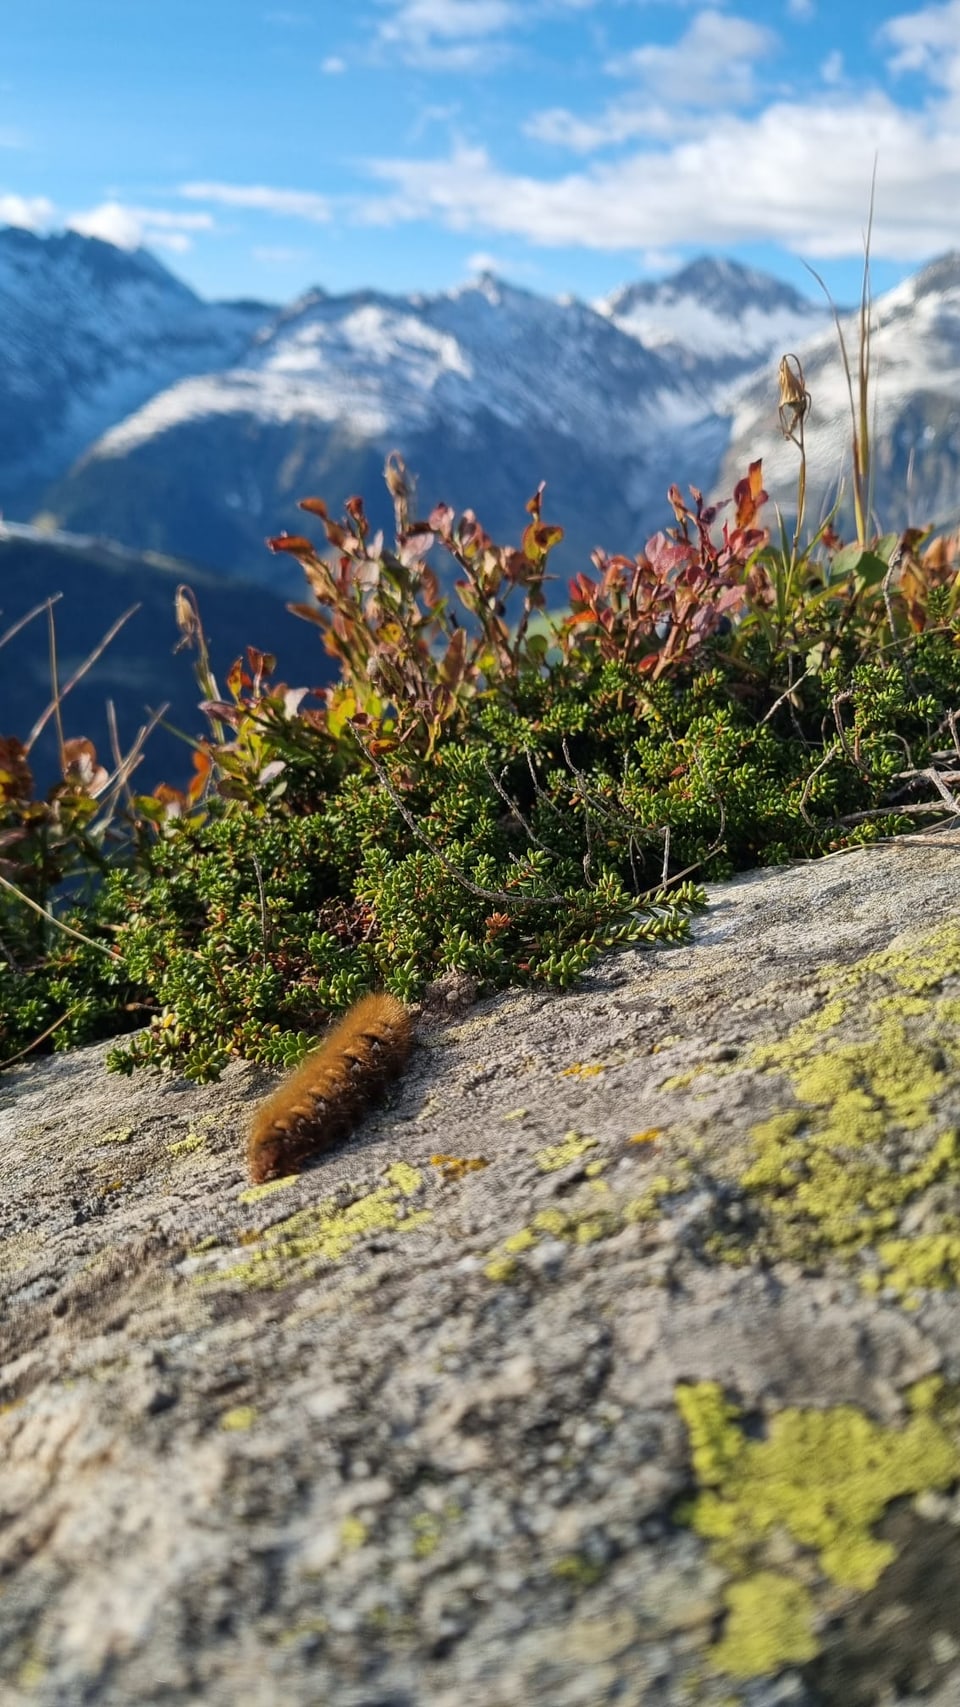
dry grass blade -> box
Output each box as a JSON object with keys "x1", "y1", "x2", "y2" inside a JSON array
[
  {"x1": 95, "y1": 701, "x2": 170, "y2": 832},
  {"x1": 804, "y1": 163, "x2": 878, "y2": 545},
  {"x1": 0, "y1": 870, "x2": 119, "y2": 957},
  {"x1": 1, "y1": 1004, "x2": 79, "y2": 1069},
  {"x1": 27, "y1": 603, "x2": 141, "y2": 753},
  {"x1": 0, "y1": 593, "x2": 63, "y2": 653}
]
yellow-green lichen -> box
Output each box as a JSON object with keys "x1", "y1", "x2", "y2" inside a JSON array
[
  {"x1": 239, "y1": 1175, "x2": 298, "y2": 1205},
  {"x1": 717, "y1": 919, "x2": 960, "y2": 1296},
  {"x1": 482, "y1": 1165, "x2": 690, "y2": 1281},
  {"x1": 551, "y1": 1553, "x2": 607, "y2": 1587},
  {"x1": 676, "y1": 1380, "x2": 960, "y2": 1679},
  {"x1": 206, "y1": 1167, "x2": 432, "y2": 1288},
  {"x1": 98, "y1": 1127, "x2": 133, "y2": 1145},
  {"x1": 168, "y1": 1131, "x2": 206, "y2": 1158},
  {"x1": 535, "y1": 1132, "x2": 598, "y2": 1172},
  {"x1": 385, "y1": 1161, "x2": 422, "y2": 1196},
  {"x1": 220, "y1": 1405, "x2": 257, "y2": 1431},
  {"x1": 659, "y1": 1068, "x2": 704, "y2": 1093},
  {"x1": 710, "y1": 1573, "x2": 818, "y2": 1677},
  {"x1": 339, "y1": 1516, "x2": 368, "y2": 1552},
  {"x1": 503, "y1": 1228, "x2": 538, "y2": 1255}
]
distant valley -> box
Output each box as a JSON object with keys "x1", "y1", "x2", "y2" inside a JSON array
[{"x1": 0, "y1": 525, "x2": 336, "y2": 790}]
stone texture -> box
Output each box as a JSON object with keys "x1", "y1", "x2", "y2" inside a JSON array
[{"x1": 4, "y1": 836, "x2": 960, "y2": 1705}]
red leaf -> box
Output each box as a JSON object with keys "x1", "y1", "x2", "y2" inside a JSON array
[
  {"x1": 267, "y1": 533, "x2": 322, "y2": 558},
  {"x1": 734, "y1": 460, "x2": 768, "y2": 530}
]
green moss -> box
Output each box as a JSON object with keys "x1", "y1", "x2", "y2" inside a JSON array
[{"x1": 676, "y1": 1380, "x2": 960, "y2": 1678}]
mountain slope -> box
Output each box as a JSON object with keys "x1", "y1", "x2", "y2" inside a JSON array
[
  {"x1": 39, "y1": 274, "x2": 730, "y2": 593},
  {"x1": 0, "y1": 227, "x2": 273, "y2": 514},
  {"x1": 716, "y1": 252, "x2": 960, "y2": 533},
  {"x1": 596, "y1": 256, "x2": 830, "y2": 397},
  {"x1": 0, "y1": 525, "x2": 336, "y2": 789}
]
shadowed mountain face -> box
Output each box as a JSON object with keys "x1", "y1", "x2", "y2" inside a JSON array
[
  {"x1": 0, "y1": 226, "x2": 272, "y2": 515},
  {"x1": 0, "y1": 529, "x2": 336, "y2": 791}
]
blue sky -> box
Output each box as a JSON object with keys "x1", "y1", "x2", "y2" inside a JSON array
[{"x1": 1, "y1": 0, "x2": 958, "y2": 306}]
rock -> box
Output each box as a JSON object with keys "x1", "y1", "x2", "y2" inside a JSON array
[{"x1": 5, "y1": 837, "x2": 960, "y2": 1704}]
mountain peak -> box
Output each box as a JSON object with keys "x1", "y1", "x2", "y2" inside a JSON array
[{"x1": 601, "y1": 254, "x2": 816, "y2": 322}]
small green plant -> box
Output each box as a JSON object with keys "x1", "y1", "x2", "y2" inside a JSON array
[{"x1": 5, "y1": 296, "x2": 960, "y2": 1082}]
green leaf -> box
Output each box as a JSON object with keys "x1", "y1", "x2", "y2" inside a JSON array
[{"x1": 830, "y1": 543, "x2": 889, "y2": 587}]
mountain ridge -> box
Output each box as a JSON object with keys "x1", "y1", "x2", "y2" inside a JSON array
[{"x1": 3, "y1": 229, "x2": 959, "y2": 596}]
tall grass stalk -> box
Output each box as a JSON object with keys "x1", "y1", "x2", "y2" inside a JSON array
[{"x1": 805, "y1": 164, "x2": 878, "y2": 546}]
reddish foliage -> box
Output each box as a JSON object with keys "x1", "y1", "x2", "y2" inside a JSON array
[{"x1": 560, "y1": 461, "x2": 769, "y2": 676}]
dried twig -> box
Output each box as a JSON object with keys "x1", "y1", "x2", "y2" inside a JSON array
[
  {"x1": 0, "y1": 871, "x2": 119, "y2": 958},
  {"x1": 27, "y1": 605, "x2": 141, "y2": 752},
  {"x1": 1, "y1": 1005, "x2": 79, "y2": 1070},
  {"x1": 0, "y1": 593, "x2": 62, "y2": 653}
]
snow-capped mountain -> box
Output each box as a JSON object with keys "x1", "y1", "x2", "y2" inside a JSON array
[
  {"x1": 10, "y1": 230, "x2": 958, "y2": 601},
  {"x1": 0, "y1": 226, "x2": 274, "y2": 514},
  {"x1": 596, "y1": 256, "x2": 831, "y2": 397},
  {"x1": 716, "y1": 252, "x2": 960, "y2": 534},
  {"x1": 40, "y1": 272, "x2": 729, "y2": 589}
]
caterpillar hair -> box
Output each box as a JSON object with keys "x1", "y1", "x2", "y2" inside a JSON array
[{"x1": 247, "y1": 993, "x2": 414, "y2": 1184}]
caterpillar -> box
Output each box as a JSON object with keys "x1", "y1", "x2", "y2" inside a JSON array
[{"x1": 247, "y1": 993, "x2": 414, "y2": 1184}]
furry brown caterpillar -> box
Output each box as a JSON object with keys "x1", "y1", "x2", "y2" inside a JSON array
[{"x1": 247, "y1": 993, "x2": 414, "y2": 1184}]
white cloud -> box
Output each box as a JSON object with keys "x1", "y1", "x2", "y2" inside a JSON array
[
  {"x1": 252, "y1": 244, "x2": 308, "y2": 263},
  {"x1": 67, "y1": 201, "x2": 213, "y2": 252},
  {"x1": 820, "y1": 49, "x2": 844, "y2": 85},
  {"x1": 180, "y1": 181, "x2": 331, "y2": 222},
  {"x1": 525, "y1": 10, "x2": 780, "y2": 153},
  {"x1": 321, "y1": 54, "x2": 346, "y2": 72},
  {"x1": 0, "y1": 192, "x2": 53, "y2": 229},
  {"x1": 466, "y1": 249, "x2": 501, "y2": 273},
  {"x1": 526, "y1": 101, "x2": 690, "y2": 151},
  {"x1": 640, "y1": 248, "x2": 683, "y2": 274},
  {"x1": 787, "y1": 0, "x2": 814, "y2": 17},
  {"x1": 359, "y1": 93, "x2": 960, "y2": 261},
  {"x1": 605, "y1": 9, "x2": 778, "y2": 107},
  {"x1": 880, "y1": 0, "x2": 960, "y2": 92},
  {"x1": 377, "y1": 0, "x2": 514, "y2": 67},
  {"x1": 0, "y1": 127, "x2": 26, "y2": 149}
]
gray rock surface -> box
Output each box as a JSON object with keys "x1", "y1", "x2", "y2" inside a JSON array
[{"x1": 5, "y1": 836, "x2": 960, "y2": 1705}]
